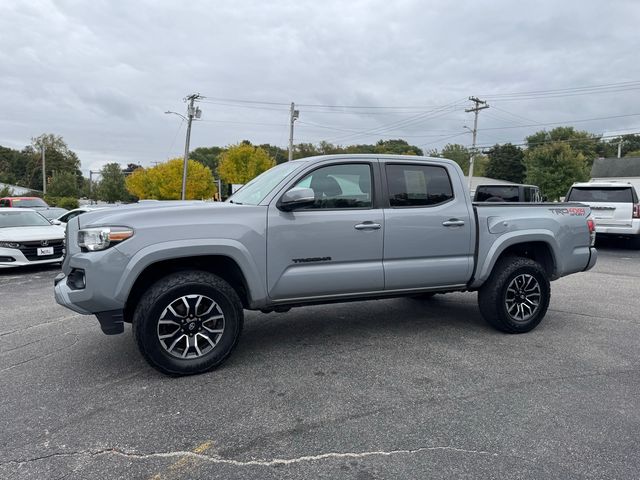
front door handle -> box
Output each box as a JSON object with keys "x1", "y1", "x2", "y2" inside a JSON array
[
  {"x1": 354, "y1": 222, "x2": 381, "y2": 231},
  {"x1": 442, "y1": 219, "x2": 465, "y2": 227}
]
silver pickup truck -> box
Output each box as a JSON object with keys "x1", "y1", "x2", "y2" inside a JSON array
[{"x1": 55, "y1": 155, "x2": 597, "y2": 375}]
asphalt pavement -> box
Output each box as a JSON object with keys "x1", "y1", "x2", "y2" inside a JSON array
[{"x1": 1, "y1": 240, "x2": 639, "y2": 479}]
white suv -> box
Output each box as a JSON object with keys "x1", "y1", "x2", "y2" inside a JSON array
[{"x1": 566, "y1": 181, "x2": 640, "y2": 247}]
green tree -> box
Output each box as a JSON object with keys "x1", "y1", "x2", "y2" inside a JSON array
[
  {"x1": 438, "y1": 144, "x2": 470, "y2": 172},
  {"x1": 374, "y1": 139, "x2": 423, "y2": 156},
  {"x1": 25, "y1": 134, "x2": 82, "y2": 191},
  {"x1": 485, "y1": 143, "x2": 525, "y2": 182},
  {"x1": 526, "y1": 127, "x2": 600, "y2": 165},
  {"x1": 524, "y1": 142, "x2": 589, "y2": 200},
  {"x1": 218, "y1": 144, "x2": 276, "y2": 184},
  {"x1": 190, "y1": 147, "x2": 225, "y2": 173},
  {"x1": 0, "y1": 146, "x2": 31, "y2": 186},
  {"x1": 47, "y1": 171, "x2": 79, "y2": 197},
  {"x1": 97, "y1": 163, "x2": 128, "y2": 203},
  {"x1": 126, "y1": 158, "x2": 216, "y2": 200},
  {"x1": 0, "y1": 184, "x2": 13, "y2": 197},
  {"x1": 258, "y1": 144, "x2": 288, "y2": 164}
]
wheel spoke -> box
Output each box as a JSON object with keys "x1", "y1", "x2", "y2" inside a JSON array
[
  {"x1": 159, "y1": 327, "x2": 180, "y2": 340},
  {"x1": 168, "y1": 334, "x2": 187, "y2": 354},
  {"x1": 198, "y1": 300, "x2": 217, "y2": 317},
  {"x1": 193, "y1": 335, "x2": 202, "y2": 356},
  {"x1": 198, "y1": 332, "x2": 216, "y2": 349}
]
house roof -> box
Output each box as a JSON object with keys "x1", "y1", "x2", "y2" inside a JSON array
[{"x1": 591, "y1": 157, "x2": 640, "y2": 178}]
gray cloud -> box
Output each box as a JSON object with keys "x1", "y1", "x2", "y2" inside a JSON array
[{"x1": 1, "y1": 0, "x2": 639, "y2": 175}]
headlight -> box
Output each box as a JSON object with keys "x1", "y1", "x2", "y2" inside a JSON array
[
  {"x1": 0, "y1": 241, "x2": 20, "y2": 249},
  {"x1": 78, "y1": 227, "x2": 134, "y2": 252}
]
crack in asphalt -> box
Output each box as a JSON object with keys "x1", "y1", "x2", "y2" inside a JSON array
[
  {"x1": 0, "y1": 333, "x2": 80, "y2": 372},
  {"x1": 2, "y1": 445, "x2": 499, "y2": 468}
]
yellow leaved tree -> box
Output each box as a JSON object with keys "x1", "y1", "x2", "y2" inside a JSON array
[
  {"x1": 217, "y1": 143, "x2": 276, "y2": 184},
  {"x1": 125, "y1": 158, "x2": 216, "y2": 200}
]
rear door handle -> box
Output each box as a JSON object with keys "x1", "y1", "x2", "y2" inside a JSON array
[
  {"x1": 442, "y1": 219, "x2": 465, "y2": 227},
  {"x1": 354, "y1": 222, "x2": 381, "y2": 230}
]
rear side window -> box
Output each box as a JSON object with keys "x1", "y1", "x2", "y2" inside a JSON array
[
  {"x1": 386, "y1": 164, "x2": 453, "y2": 207},
  {"x1": 0, "y1": 199, "x2": 8, "y2": 207},
  {"x1": 567, "y1": 187, "x2": 634, "y2": 203}
]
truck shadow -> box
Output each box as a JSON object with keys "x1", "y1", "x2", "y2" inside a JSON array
[
  {"x1": 234, "y1": 294, "x2": 489, "y2": 361},
  {"x1": 595, "y1": 236, "x2": 640, "y2": 250}
]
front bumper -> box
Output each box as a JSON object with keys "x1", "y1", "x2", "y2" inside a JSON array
[
  {"x1": 54, "y1": 273, "x2": 125, "y2": 335},
  {"x1": 0, "y1": 246, "x2": 63, "y2": 268}
]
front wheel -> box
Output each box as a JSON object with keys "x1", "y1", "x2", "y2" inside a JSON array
[
  {"x1": 478, "y1": 256, "x2": 550, "y2": 333},
  {"x1": 132, "y1": 270, "x2": 243, "y2": 375}
]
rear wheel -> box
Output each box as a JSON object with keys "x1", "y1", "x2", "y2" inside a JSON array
[
  {"x1": 132, "y1": 270, "x2": 243, "y2": 375},
  {"x1": 478, "y1": 256, "x2": 550, "y2": 333}
]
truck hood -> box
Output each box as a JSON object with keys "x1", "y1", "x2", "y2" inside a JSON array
[{"x1": 78, "y1": 201, "x2": 260, "y2": 229}]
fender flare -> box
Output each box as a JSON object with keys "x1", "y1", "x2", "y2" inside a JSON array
[
  {"x1": 471, "y1": 230, "x2": 559, "y2": 289},
  {"x1": 113, "y1": 239, "x2": 268, "y2": 307}
]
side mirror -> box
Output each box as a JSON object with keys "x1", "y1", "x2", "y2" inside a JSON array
[
  {"x1": 279, "y1": 187, "x2": 315, "y2": 212},
  {"x1": 50, "y1": 219, "x2": 62, "y2": 225}
]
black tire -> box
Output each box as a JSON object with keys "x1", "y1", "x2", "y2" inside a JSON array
[
  {"x1": 478, "y1": 256, "x2": 550, "y2": 333},
  {"x1": 132, "y1": 270, "x2": 243, "y2": 376}
]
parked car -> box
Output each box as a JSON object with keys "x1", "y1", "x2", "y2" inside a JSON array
[
  {"x1": 38, "y1": 207, "x2": 69, "y2": 221},
  {"x1": 0, "y1": 197, "x2": 49, "y2": 208},
  {"x1": 0, "y1": 208, "x2": 65, "y2": 268},
  {"x1": 474, "y1": 184, "x2": 542, "y2": 202},
  {"x1": 55, "y1": 154, "x2": 597, "y2": 375},
  {"x1": 55, "y1": 206, "x2": 107, "y2": 226},
  {"x1": 566, "y1": 180, "x2": 640, "y2": 247}
]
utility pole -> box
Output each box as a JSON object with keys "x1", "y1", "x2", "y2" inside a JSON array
[
  {"x1": 180, "y1": 93, "x2": 202, "y2": 200},
  {"x1": 288, "y1": 102, "x2": 299, "y2": 161},
  {"x1": 617, "y1": 138, "x2": 623, "y2": 158},
  {"x1": 465, "y1": 96, "x2": 489, "y2": 191},
  {"x1": 41, "y1": 144, "x2": 46, "y2": 194},
  {"x1": 88, "y1": 170, "x2": 101, "y2": 204}
]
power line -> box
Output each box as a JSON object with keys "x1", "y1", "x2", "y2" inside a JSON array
[
  {"x1": 480, "y1": 112, "x2": 640, "y2": 132},
  {"x1": 482, "y1": 80, "x2": 640, "y2": 98}
]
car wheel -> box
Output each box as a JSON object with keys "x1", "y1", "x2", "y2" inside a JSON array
[
  {"x1": 478, "y1": 256, "x2": 550, "y2": 333},
  {"x1": 133, "y1": 270, "x2": 243, "y2": 376}
]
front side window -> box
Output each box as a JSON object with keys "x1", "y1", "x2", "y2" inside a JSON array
[
  {"x1": 386, "y1": 164, "x2": 453, "y2": 207},
  {"x1": 293, "y1": 163, "x2": 372, "y2": 209}
]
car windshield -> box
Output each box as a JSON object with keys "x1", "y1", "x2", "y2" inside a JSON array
[
  {"x1": 567, "y1": 187, "x2": 634, "y2": 203},
  {"x1": 227, "y1": 162, "x2": 304, "y2": 206},
  {"x1": 11, "y1": 198, "x2": 48, "y2": 208},
  {"x1": 38, "y1": 208, "x2": 67, "y2": 219},
  {"x1": 0, "y1": 210, "x2": 53, "y2": 227},
  {"x1": 475, "y1": 186, "x2": 520, "y2": 202}
]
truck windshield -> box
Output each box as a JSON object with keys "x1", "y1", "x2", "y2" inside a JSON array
[
  {"x1": 227, "y1": 162, "x2": 304, "y2": 206},
  {"x1": 567, "y1": 187, "x2": 634, "y2": 203}
]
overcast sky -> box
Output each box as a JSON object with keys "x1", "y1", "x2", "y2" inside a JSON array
[{"x1": 1, "y1": 0, "x2": 640, "y2": 175}]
